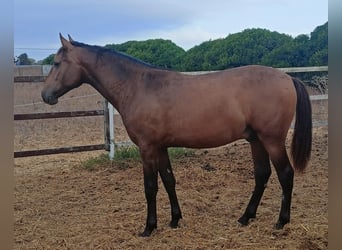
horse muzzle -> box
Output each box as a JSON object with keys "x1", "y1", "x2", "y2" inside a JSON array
[{"x1": 41, "y1": 91, "x2": 58, "y2": 105}]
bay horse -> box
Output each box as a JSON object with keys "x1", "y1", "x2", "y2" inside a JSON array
[{"x1": 42, "y1": 34, "x2": 312, "y2": 237}]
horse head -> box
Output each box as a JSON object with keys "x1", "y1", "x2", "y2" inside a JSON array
[{"x1": 41, "y1": 34, "x2": 84, "y2": 105}]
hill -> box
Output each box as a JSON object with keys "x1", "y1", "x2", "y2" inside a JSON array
[{"x1": 38, "y1": 22, "x2": 327, "y2": 71}]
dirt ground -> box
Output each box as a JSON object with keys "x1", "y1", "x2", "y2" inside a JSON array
[{"x1": 14, "y1": 82, "x2": 328, "y2": 249}]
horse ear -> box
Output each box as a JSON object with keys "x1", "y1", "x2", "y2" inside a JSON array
[
  {"x1": 59, "y1": 33, "x2": 73, "y2": 49},
  {"x1": 68, "y1": 34, "x2": 75, "y2": 42}
]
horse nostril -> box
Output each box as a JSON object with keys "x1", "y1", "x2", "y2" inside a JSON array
[
  {"x1": 47, "y1": 96, "x2": 58, "y2": 105},
  {"x1": 42, "y1": 91, "x2": 58, "y2": 105}
]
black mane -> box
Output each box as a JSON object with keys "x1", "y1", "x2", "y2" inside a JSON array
[{"x1": 71, "y1": 41, "x2": 158, "y2": 69}]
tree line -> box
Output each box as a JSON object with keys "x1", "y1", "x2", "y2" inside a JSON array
[{"x1": 21, "y1": 22, "x2": 327, "y2": 71}]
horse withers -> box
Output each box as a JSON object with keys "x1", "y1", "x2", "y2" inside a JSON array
[{"x1": 42, "y1": 34, "x2": 312, "y2": 237}]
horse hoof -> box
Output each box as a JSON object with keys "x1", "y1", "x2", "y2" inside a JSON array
[
  {"x1": 169, "y1": 220, "x2": 180, "y2": 229},
  {"x1": 274, "y1": 221, "x2": 286, "y2": 230},
  {"x1": 139, "y1": 230, "x2": 152, "y2": 237},
  {"x1": 237, "y1": 217, "x2": 249, "y2": 226},
  {"x1": 139, "y1": 225, "x2": 157, "y2": 237}
]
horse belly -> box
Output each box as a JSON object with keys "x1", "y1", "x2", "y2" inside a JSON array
[{"x1": 166, "y1": 112, "x2": 246, "y2": 148}]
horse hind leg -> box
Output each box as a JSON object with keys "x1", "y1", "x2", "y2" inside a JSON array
[
  {"x1": 262, "y1": 138, "x2": 294, "y2": 229},
  {"x1": 238, "y1": 138, "x2": 271, "y2": 226}
]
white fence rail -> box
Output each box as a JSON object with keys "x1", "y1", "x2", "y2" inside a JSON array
[
  {"x1": 182, "y1": 66, "x2": 328, "y2": 75},
  {"x1": 310, "y1": 94, "x2": 328, "y2": 101}
]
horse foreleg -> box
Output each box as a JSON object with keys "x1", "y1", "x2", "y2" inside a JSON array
[
  {"x1": 158, "y1": 148, "x2": 182, "y2": 228},
  {"x1": 238, "y1": 139, "x2": 271, "y2": 226},
  {"x1": 139, "y1": 148, "x2": 159, "y2": 237}
]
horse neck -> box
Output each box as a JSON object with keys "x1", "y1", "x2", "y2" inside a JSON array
[{"x1": 78, "y1": 50, "x2": 146, "y2": 113}]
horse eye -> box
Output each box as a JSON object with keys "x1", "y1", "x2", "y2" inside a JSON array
[{"x1": 54, "y1": 62, "x2": 60, "y2": 67}]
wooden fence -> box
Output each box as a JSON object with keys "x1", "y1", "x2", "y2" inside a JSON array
[
  {"x1": 14, "y1": 65, "x2": 328, "y2": 158},
  {"x1": 14, "y1": 101, "x2": 112, "y2": 158}
]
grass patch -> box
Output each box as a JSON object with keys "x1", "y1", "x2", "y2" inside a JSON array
[
  {"x1": 81, "y1": 146, "x2": 194, "y2": 171},
  {"x1": 113, "y1": 145, "x2": 141, "y2": 161},
  {"x1": 168, "y1": 147, "x2": 195, "y2": 160},
  {"x1": 81, "y1": 153, "x2": 111, "y2": 171},
  {"x1": 80, "y1": 146, "x2": 141, "y2": 171}
]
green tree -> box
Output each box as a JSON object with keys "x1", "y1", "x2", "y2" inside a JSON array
[
  {"x1": 309, "y1": 48, "x2": 328, "y2": 66},
  {"x1": 105, "y1": 39, "x2": 186, "y2": 70},
  {"x1": 41, "y1": 54, "x2": 55, "y2": 65},
  {"x1": 182, "y1": 28, "x2": 292, "y2": 71},
  {"x1": 40, "y1": 22, "x2": 328, "y2": 70},
  {"x1": 261, "y1": 22, "x2": 327, "y2": 67},
  {"x1": 308, "y1": 22, "x2": 328, "y2": 65},
  {"x1": 17, "y1": 53, "x2": 35, "y2": 65},
  {"x1": 262, "y1": 34, "x2": 311, "y2": 67}
]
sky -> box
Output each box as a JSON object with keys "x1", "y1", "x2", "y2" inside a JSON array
[{"x1": 14, "y1": 0, "x2": 328, "y2": 61}]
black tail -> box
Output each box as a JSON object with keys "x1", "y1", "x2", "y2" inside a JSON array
[{"x1": 291, "y1": 77, "x2": 312, "y2": 172}]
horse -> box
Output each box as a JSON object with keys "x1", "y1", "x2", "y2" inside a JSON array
[{"x1": 42, "y1": 34, "x2": 312, "y2": 237}]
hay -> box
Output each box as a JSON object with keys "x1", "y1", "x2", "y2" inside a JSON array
[{"x1": 14, "y1": 128, "x2": 327, "y2": 249}]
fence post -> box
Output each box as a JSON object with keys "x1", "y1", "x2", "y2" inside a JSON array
[
  {"x1": 103, "y1": 100, "x2": 110, "y2": 152},
  {"x1": 103, "y1": 99, "x2": 115, "y2": 159},
  {"x1": 108, "y1": 101, "x2": 115, "y2": 160}
]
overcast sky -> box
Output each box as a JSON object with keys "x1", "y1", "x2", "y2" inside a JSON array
[{"x1": 14, "y1": 0, "x2": 328, "y2": 61}]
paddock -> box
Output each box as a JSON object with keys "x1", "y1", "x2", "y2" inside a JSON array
[{"x1": 14, "y1": 75, "x2": 327, "y2": 249}]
